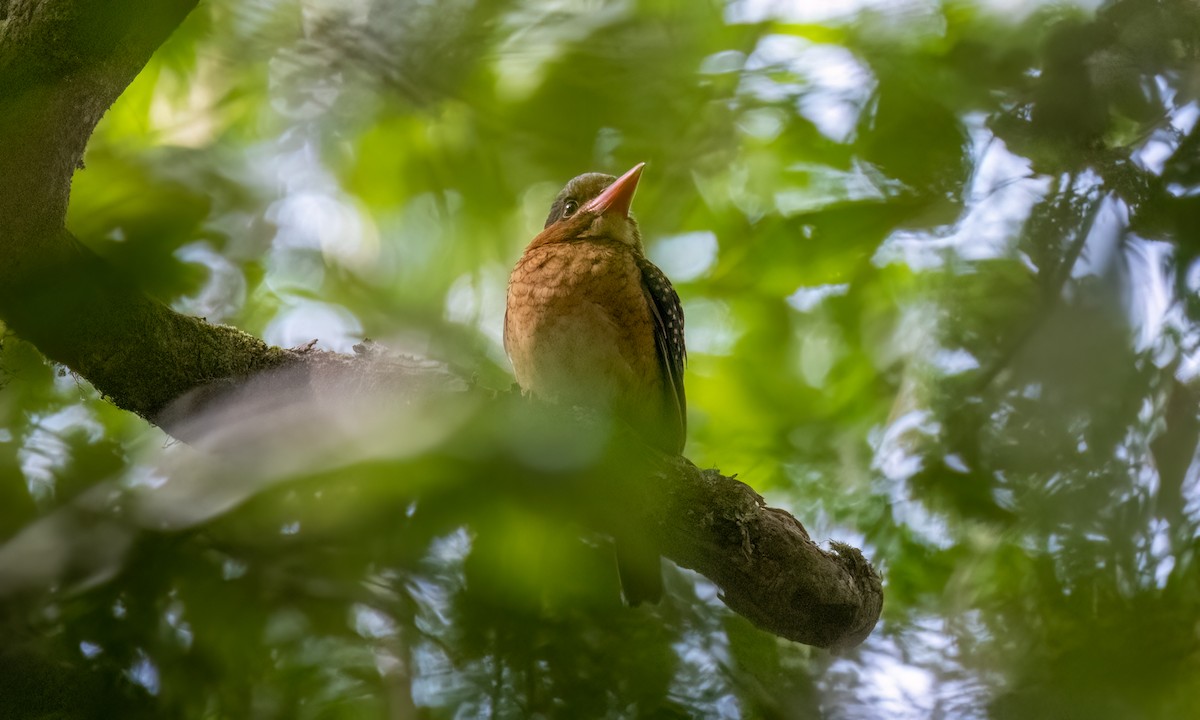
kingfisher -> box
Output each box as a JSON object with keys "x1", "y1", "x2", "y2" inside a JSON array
[{"x1": 504, "y1": 163, "x2": 687, "y2": 605}]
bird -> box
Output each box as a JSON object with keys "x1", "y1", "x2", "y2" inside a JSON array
[{"x1": 504, "y1": 162, "x2": 686, "y2": 606}]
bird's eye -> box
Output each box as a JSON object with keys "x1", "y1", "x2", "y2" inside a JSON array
[{"x1": 562, "y1": 200, "x2": 579, "y2": 217}]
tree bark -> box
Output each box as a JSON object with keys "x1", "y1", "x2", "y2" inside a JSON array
[
  {"x1": 0, "y1": 0, "x2": 292, "y2": 420},
  {"x1": 0, "y1": 0, "x2": 882, "y2": 650},
  {"x1": 649, "y1": 459, "x2": 880, "y2": 649}
]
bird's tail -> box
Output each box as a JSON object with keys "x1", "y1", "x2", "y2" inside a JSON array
[{"x1": 615, "y1": 538, "x2": 663, "y2": 606}]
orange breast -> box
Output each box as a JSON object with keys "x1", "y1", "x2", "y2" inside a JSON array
[{"x1": 505, "y1": 240, "x2": 665, "y2": 430}]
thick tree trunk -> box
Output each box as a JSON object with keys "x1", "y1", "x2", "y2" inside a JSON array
[{"x1": 0, "y1": 0, "x2": 291, "y2": 421}]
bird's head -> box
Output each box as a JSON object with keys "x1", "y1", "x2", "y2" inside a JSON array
[{"x1": 532, "y1": 163, "x2": 645, "y2": 250}]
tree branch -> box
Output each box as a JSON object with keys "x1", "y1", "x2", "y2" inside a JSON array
[
  {"x1": 644, "y1": 457, "x2": 880, "y2": 649},
  {"x1": 0, "y1": 0, "x2": 291, "y2": 421}
]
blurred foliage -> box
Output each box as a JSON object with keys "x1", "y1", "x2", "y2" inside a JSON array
[{"x1": 4, "y1": 0, "x2": 1200, "y2": 717}]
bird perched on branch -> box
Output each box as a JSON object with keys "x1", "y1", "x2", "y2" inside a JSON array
[{"x1": 504, "y1": 163, "x2": 686, "y2": 606}]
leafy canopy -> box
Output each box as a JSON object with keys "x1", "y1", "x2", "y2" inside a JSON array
[{"x1": 4, "y1": 0, "x2": 1200, "y2": 717}]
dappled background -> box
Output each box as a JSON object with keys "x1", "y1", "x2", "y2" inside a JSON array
[{"x1": 3, "y1": 0, "x2": 1200, "y2": 717}]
